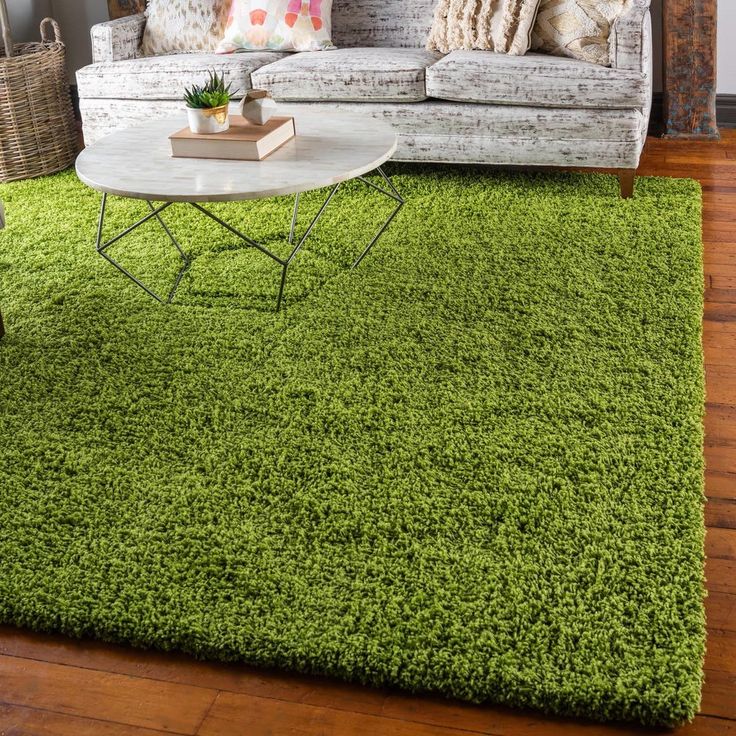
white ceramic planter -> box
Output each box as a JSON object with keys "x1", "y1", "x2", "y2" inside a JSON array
[
  {"x1": 240, "y1": 92, "x2": 277, "y2": 126},
  {"x1": 187, "y1": 105, "x2": 229, "y2": 135}
]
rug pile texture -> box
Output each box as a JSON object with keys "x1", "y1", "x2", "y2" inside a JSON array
[{"x1": 0, "y1": 168, "x2": 705, "y2": 726}]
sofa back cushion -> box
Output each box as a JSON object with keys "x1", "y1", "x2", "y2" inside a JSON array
[
  {"x1": 141, "y1": 0, "x2": 229, "y2": 56},
  {"x1": 331, "y1": 0, "x2": 437, "y2": 48},
  {"x1": 426, "y1": 0, "x2": 541, "y2": 54}
]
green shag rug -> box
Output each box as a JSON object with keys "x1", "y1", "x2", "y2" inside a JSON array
[{"x1": 0, "y1": 168, "x2": 705, "y2": 726}]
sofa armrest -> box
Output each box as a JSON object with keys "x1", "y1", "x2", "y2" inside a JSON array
[
  {"x1": 611, "y1": 0, "x2": 650, "y2": 72},
  {"x1": 611, "y1": 0, "x2": 653, "y2": 150},
  {"x1": 90, "y1": 13, "x2": 146, "y2": 63}
]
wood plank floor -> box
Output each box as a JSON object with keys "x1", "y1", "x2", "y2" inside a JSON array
[{"x1": 1, "y1": 131, "x2": 734, "y2": 736}]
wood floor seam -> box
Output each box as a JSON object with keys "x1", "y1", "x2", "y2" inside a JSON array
[
  {"x1": 0, "y1": 699, "x2": 194, "y2": 736},
  {"x1": 0, "y1": 651, "x2": 223, "y2": 696},
  {"x1": 194, "y1": 691, "x2": 221, "y2": 736}
]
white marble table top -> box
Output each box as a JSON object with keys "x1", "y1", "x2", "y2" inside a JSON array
[{"x1": 75, "y1": 110, "x2": 398, "y2": 202}]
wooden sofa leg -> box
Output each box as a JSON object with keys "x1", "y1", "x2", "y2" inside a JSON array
[{"x1": 618, "y1": 169, "x2": 635, "y2": 199}]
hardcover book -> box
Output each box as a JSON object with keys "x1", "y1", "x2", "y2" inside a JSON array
[{"x1": 169, "y1": 116, "x2": 296, "y2": 161}]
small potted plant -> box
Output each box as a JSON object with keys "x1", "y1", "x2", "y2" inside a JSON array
[{"x1": 184, "y1": 71, "x2": 235, "y2": 135}]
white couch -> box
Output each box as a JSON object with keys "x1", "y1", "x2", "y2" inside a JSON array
[{"x1": 77, "y1": 0, "x2": 653, "y2": 197}]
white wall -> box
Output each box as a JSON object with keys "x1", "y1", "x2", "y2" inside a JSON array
[
  {"x1": 3, "y1": 0, "x2": 104, "y2": 79},
  {"x1": 50, "y1": 0, "x2": 108, "y2": 79},
  {"x1": 4, "y1": 0, "x2": 52, "y2": 43},
  {"x1": 718, "y1": 2, "x2": 736, "y2": 94}
]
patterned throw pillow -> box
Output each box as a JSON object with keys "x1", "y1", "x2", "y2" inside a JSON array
[
  {"x1": 427, "y1": 0, "x2": 542, "y2": 55},
  {"x1": 141, "y1": 0, "x2": 230, "y2": 56},
  {"x1": 531, "y1": 0, "x2": 630, "y2": 67},
  {"x1": 216, "y1": 0, "x2": 335, "y2": 53}
]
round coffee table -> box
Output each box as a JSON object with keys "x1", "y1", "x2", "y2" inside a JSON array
[{"x1": 75, "y1": 110, "x2": 403, "y2": 310}]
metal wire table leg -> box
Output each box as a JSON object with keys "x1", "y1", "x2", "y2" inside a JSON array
[
  {"x1": 289, "y1": 193, "x2": 300, "y2": 245},
  {"x1": 189, "y1": 202, "x2": 285, "y2": 264},
  {"x1": 189, "y1": 185, "x2": 342, "y2": 312},
  {"x1": 94, "y1": 167, "x2": 403, "y2": 311},
  {"x1": 353, "y1": 166, "x2": 405, "y2": 268},
  {"x1": 278, "y1": 183, "x2": 341, "y2": 311},
  {"x1": 95, "y1": 194, "x2": 190, "y2": 304},
  {"x1": 146, "y1": 201, "x2": 189, "y2": 264}
]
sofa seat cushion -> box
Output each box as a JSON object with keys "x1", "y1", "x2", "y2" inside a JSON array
[
  {"x1": 251, "y1": 48, "x2": 443, "y2": 102},
  {"x1": 76, "y1": 52, "x2": 287, "y2": 100},
  {"x1": 426, "y1": 50, "x2": 649, "y2": 109}
]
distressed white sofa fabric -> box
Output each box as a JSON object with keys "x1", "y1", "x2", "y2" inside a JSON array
[
  {"x1": 77, "y1": 52, "x2": 287, "y2": 100},
  {"x1": 250, "y1": 48, "x2": 443, "y2": 102},
  {"x1": 79, "y1": 0, "x2": 652, "y2": 173}
]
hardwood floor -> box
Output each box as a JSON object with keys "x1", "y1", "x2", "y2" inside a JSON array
[{"x1": 0, "y1": 132, "x2": 734, "y2": 736}]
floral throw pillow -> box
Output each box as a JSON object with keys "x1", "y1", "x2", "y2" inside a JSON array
[
  {"x1": 142, "y1": 0, "x2": 230, "y2": 56},
  {"x1": 217, "y1": 0, "x2": 335, "y2": 53}
]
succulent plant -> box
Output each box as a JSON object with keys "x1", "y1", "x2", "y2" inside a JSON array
[{"x1": 184, "y1": 71, "x2": 235, "y2": 109}]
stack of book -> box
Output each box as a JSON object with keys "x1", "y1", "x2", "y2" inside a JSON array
[{"x1": 169, "y1": 115, "x2": 296, "y2": 161}]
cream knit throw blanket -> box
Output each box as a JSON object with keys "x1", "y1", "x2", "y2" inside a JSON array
[{"x1": 427, "y1": 0, "x2": 542, "y2": 54}]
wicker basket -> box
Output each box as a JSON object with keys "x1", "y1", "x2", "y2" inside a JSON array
[{"x1": 0, "y1": 18, "x2": 78, "y2": 183}]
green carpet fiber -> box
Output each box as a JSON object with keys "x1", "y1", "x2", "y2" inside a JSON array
[{"x1": 0, "y1": 168, "x2": 705, "y2": 726}]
